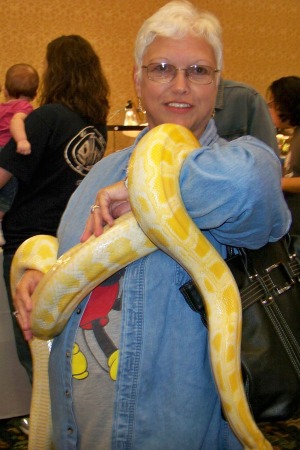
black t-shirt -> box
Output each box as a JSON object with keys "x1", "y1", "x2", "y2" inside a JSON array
[{"x1": 0, "y1": 103, "x2": 107, "y2": 254}]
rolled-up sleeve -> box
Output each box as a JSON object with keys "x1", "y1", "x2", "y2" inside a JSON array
[{"x1": 180, "y1": 136, "x2": 291, "y2": 249}]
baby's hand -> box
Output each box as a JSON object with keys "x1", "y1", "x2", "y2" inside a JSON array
[{"x1": 17, "y1": 140, "x2": 31, "y2": 155}]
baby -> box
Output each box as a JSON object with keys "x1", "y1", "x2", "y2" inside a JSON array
[{"x1": 0, "y1": 63, "x2": 39, "y2": 244}]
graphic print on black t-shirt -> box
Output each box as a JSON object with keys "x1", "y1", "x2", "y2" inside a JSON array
[{"x1": 64, "y1": 126, "x2": 107, "y2": 176}]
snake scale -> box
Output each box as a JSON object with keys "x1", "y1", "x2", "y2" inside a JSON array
[{"x1": 11, "y1": 123, "x2": 271, "y2": 449}]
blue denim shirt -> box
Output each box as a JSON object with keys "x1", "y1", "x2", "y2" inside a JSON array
[{"x1": 49, "y1": 120, "x2": 290, "y2": 449}]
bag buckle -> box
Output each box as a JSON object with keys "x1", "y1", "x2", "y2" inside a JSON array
[
  {"x1": 265, "y1": 261, "x2": 295, "y2": 295},
  {"x1": 249, "y1": 260, "x2": 296, "y2": 304},
  {"x1": 249, "y1": 273, "x2": 274, "y2": 305}
]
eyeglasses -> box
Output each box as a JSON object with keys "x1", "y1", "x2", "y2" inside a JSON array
[{"x1": 142, "y1": 63, "x2": 220, "y2": 85}]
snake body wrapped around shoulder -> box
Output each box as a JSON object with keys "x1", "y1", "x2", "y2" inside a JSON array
[{"x1": 11, "y1": 123, "x2": 271, "y2": 449}]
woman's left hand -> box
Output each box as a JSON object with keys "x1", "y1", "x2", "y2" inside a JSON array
[{"x1": 81, "y1": 180, "x2": 131, "y2": 242}]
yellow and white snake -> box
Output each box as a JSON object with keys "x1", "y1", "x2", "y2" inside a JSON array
[{"x1": 11, "y1": 123, "x2": 272, "y2": 449}]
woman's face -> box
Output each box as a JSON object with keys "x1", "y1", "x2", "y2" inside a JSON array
[{"x1": 134, "y1": 34, "x2": 219, "y2": 140}]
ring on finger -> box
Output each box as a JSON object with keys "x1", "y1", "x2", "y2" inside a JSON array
[{"x1": 90, "y1": 204, "x2": 100, "y2": 214}]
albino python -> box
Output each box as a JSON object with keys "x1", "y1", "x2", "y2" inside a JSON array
[{"x1": 11, "y1": 123, "x2": 272, "y2": 449}]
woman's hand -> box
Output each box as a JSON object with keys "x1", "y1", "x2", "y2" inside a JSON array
[
  {"x1": 13, "y1": 269, "x2": 44, "y2": 341},
  {"x1": 81, "y1": 180, "x2": 131, "y2": 242}
]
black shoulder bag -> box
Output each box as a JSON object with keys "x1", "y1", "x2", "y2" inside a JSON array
[{"x1": 180, "y1": 234, "x2": 300, "y2": 423}]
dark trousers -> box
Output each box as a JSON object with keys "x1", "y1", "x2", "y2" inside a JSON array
[
  {"x1": 0, "y1": 146, "x2": 18, "y2": 213},
  {"x1": 3, "y1": 252, "x2": 33, "y2": 384}
]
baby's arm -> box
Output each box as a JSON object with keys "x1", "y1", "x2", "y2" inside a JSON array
[{"x1": 10, "y1": 112, "x2": 31, "y2": 155}]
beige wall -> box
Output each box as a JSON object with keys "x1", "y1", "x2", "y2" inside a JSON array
[{"x1": 1, "y1": 0, "x2": 299, "y2": 152}]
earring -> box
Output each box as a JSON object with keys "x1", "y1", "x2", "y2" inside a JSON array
[
  {"x1": 137, "y1": 97, "x2": 148, "y2": 125},
  {"x1": 137, "y1": 97, "x2": 144, "y2": 113}
]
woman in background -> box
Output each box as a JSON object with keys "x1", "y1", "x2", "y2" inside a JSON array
[
  {"x1": 267, "y1": 76, "x2": 300, "y2": 256},
  {"x1": 0, "y1": 34, "x2": 110, "y2": 384}
]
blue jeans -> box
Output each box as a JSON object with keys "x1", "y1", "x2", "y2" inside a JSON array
[
  {"x1": 3, "y1": 252, "x2": 32, "y2": 383},
  {"x1": 0, "y1": 178, "x2": 18, "y2": 212},
  {"x1": 0, "y1": 146, "x2": 18, "y2": 213}
]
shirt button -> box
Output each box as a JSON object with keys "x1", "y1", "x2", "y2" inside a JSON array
[
  {"x1": 76, "y1": 308, "x2": 81, "y2": 314},
  {"x1": 67, "y1": 427, "x2": 73, "y2": 435},
  {"x1": 66, "y1": 351, "x2": 71, "y2": 358},
  {"x1": 65, "y1": 390, "x2": 71, "y2": 397}
]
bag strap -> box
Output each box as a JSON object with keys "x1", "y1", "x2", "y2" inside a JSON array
[
  {"x1": 180, "y1": 234, "x2": 300, "y2": 318},
  {"x1": 226, "y1": 234, "x2": 300, "y2": 310}
]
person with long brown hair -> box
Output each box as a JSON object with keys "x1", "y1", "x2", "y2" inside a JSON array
[{"x1": 0, "y1": 34, "x2": 110, "y2": 386}]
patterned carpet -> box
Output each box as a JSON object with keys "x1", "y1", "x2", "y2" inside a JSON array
[
  {"x1": 0, "y1": 417, "x2": 28, "y2": 449},
  {"x1": 260, "y1": 418, "x2": 300, "y2": 449},
  {"x1": 0, "y1": 416, "x2": 299, "y2": 449}
]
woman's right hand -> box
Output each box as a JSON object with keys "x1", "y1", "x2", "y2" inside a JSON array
[{"x1": 13, "y1": 269, "x2": 44, "y2": 341}]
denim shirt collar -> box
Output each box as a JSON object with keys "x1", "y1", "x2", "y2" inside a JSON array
[{"x1": 133, "y1": 118, "x2": 220, "y2": 150}]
